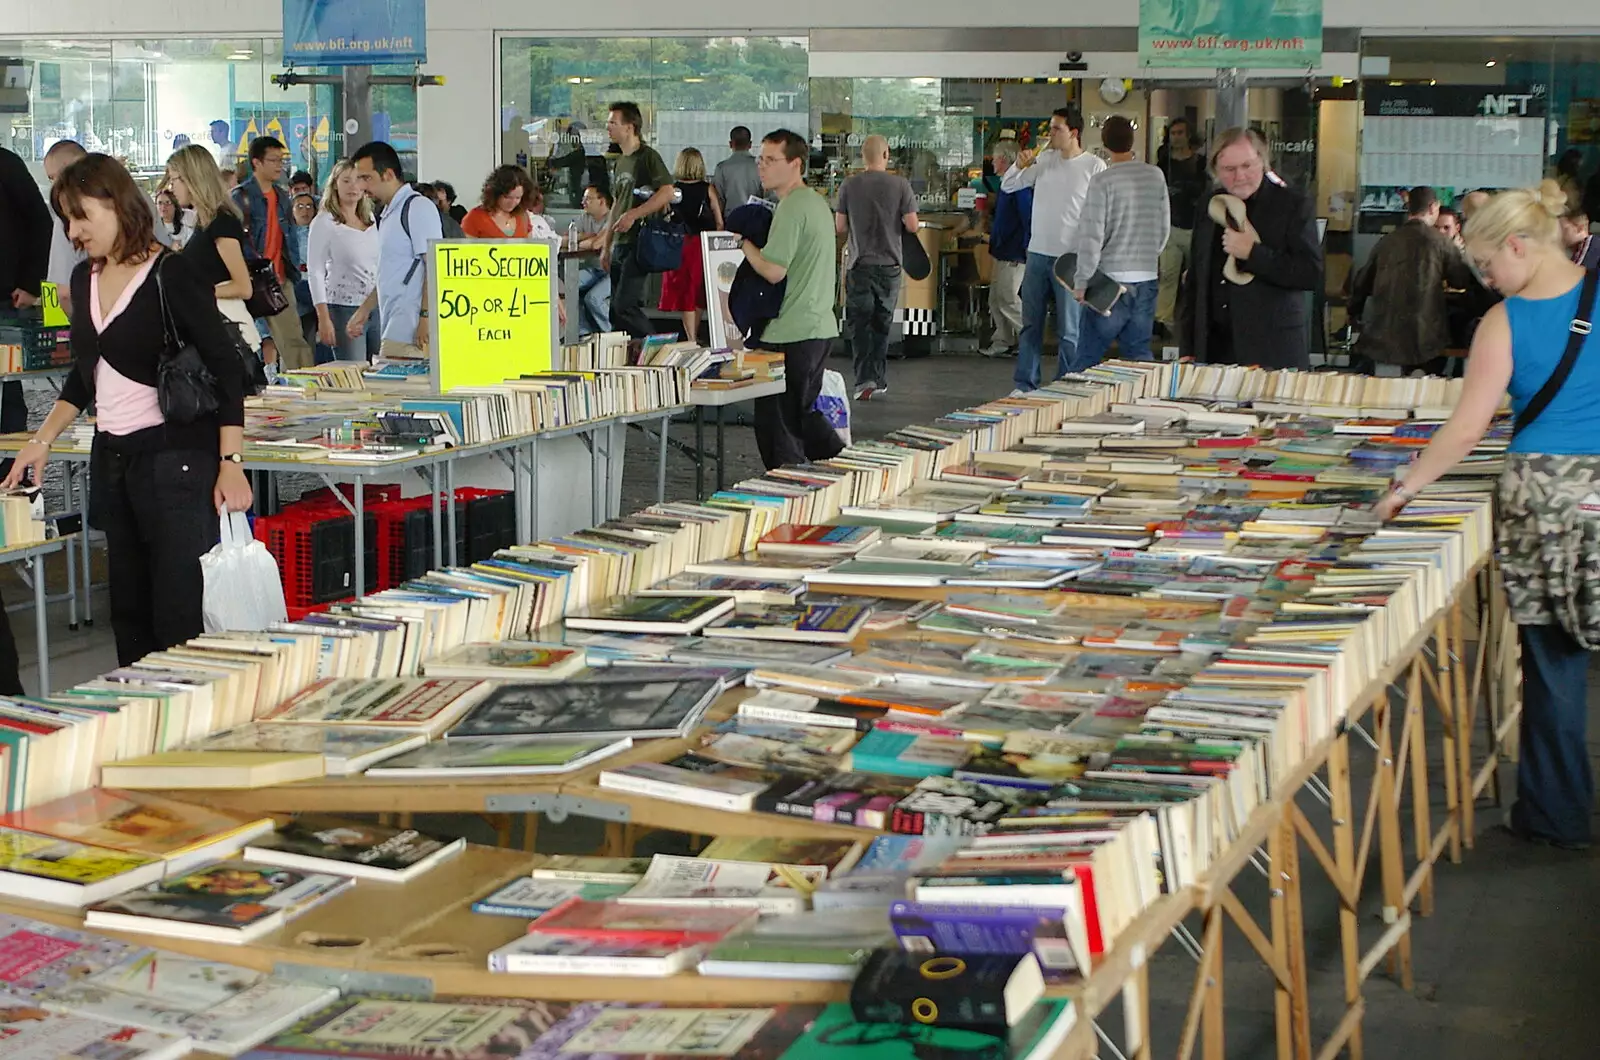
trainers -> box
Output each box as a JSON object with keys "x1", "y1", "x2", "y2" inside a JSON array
[
  {"x1": 1008, "y1": 388, "x2": 1032, "y2": 398},
  {"x1": 980, "y1": 342, "x2": 1013, "y2": 358},
  {"x1": 873, "y1": 383, "x2": 888, "y2": 397},
  {"x1": 853, "y1": 384, "x2": 875, "y2": 401}
]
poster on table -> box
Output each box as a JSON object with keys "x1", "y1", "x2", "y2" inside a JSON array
[
  {"x1": 701, "y1": 232, "x2": 747, "y2": 354},
  {"x1": 282, "y1": 0, "x2": 427, "y2": 66},
  {"x1": 428, "y1": 238, "x2": 558, "y2": 393},
  {"x1": 1138, "y1": 0, "x2": 1322, "y2": 68},
  {"x1": 1357, "y1": 84, "x2": 1547, "y2": 225}
]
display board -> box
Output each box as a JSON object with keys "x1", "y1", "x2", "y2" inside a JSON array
[
  {"x1": 429, "y1": 238, "x2": 558, "y2": 393},
  {"x1": 282, "y1": 0, "x2": 427, "y2": 65},
  {"x1": 1139, "y1": 0, "x2": 1322, "y2": 68},
  {"x1": 1359, "y1": 84, "x2": 1547, "y2": 214}
]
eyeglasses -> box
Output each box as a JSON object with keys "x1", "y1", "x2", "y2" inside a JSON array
[{"x1": 756, "y1": 154, "x2": 787, "y2": 166}]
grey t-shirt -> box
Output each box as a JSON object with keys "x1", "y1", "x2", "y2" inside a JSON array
[
  {"x1": 711, "y1": 150, "x2": 763, "y2": 211},
  {"x1": 837, "y1": 170, "x2": 916, "y2": 268}
]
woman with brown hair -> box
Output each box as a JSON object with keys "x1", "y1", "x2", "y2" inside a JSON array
[
  {"x1": 463, "y1": 164, "x2": 537, "y2": 239},
  {"x1": 2, "y1": 154, "x2": 250, "y2": 665}
]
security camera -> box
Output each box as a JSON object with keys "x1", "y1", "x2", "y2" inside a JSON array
[{"x1": 1066, "y1": 51, "x2": 1083, "y2": 63}]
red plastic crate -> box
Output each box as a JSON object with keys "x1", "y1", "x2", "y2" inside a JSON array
[{"x1": 254, "y1": 508, "x2": 378, "y2": 611}]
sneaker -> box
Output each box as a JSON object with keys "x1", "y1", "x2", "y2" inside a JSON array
[
  {"x1": 1008, "y1": 388, "x2": 1032, "y2": 398},
  {"x1": 980, "y1": 342, "x2": 1013, "y2": 358},
  {"x1": 853, "y1": 384, "x2": 875, "y2": 401},
  {"x1": 873, "y1": 383, "x2": 888, "y2": 397}
]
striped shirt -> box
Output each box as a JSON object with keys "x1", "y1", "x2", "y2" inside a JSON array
[{"x1": 1072, "y1": 160, "x2": 1171, "y2": 284}]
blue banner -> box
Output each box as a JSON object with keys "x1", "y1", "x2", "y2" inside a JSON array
[{"x1": 283, "y1": 0, "x2": 427, "y2": 66}]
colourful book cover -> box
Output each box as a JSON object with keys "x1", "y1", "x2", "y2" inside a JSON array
[
  {"x1": 528, "y1": 897, "x2": 757, "y2": 944},
  {"x1": 248, "y1": 996, "x2": 574, "y2": 1059},
  {"x1": 0, "y1": 790, "x2": 270, "y2": 861},
  {"x1": 0, "y1": 827, "x2": 161, "y2": 886},
  {"x1": 0, "y1": 915, "x2": 143, "y2": 1002}
]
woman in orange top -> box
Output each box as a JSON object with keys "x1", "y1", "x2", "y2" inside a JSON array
[{"x1": 462, "y1": 165, "x2": 535, "y2": 238}]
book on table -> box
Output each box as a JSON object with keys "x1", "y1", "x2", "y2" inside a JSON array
[
  {"x1": 420, "y1": 640, "x2": 589, "y2": 680},
  {"x1": 756, "y1": 523, "x2": 883, "y2": 558},
  {"x1": 788, "y1": 998, "x2": 1075, "y2": 1060},
  {"x1": 697, "y1": 906, "x2": 893, "y2": 980},
  {"x1": 487, "y1": 933, "x2": 707, "y2": 977},
  {"x1": 97, "y1": 750, "x2": 327, "y2": 790},
  {"x1": 35, "y1": 949, "x2": 340, "y2": 1056},
  {"x1": 617, "y1": 854, "x2": 822, "y2": 915},
  {"x1": 526, "y1": 896, "x2": 758, "y2": 945},
  {"x1": 362, "y1": 735, "x2": 633, "y2": 778},
  {"x1": 564, "y1": 594, "x2": 736, "y2": 635},
  {"x1": 640, "y1": 572, "x2": 807, "y2": 606},
  {"x1": 182, "y1": 722, "x2": 426, "y2": 775},
  {"x1": 84, "y1": 860, "x2": 355, "y2": 944},
  {"x1": 445, "y1": 677, "x2": 718, "y2": 741},
  {"x1": 702, "y1": 601, "x2": 874, "y2": 643},
  {"x1": 598, "y1": 756, "x2": 775, "y2": 812},
  {"x1": 257, "y1": 677, "x2": 493, "y2": 737},
  {"x1": 0, "y1": 789, "x2": 274, "y2": 874},
  {"x1": 242, "y1": 817, "x2": 466, "y2": 882},
  {"x1": 0, "y1": 1005, "x2": 191, "y2": 1060},
  {"x1": 0, "y1": 826, "x2": 166, "y2": 907},
  {"x1": 472, "y1": 876, "x2": 633, "y2": 918}
]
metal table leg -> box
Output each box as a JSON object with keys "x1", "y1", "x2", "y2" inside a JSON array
[
  {"x1": 529, "y1": 438, "x2": 541, "y2": 541},
  {"x1": 32, "y1": 554, "x2": 48, "y2": 695},
  {"x1": 63, "y1": 462, "x2": 77, "y2": 630},
  {"x1": 431, "y1": 463, "x2": 443, "y2": 569},
  {"x1": 354, "y1": 483, "x2": 366, "y2": 598},
  {"x1": 445, "y1": 458, "x2": 458, "y2": 567},
  {"x1": 716, "y1": 404, "x2": 727, "y2": 492},
  {"x1": 657, "y1": 413, "x2": 669, "y2": 503},
  {"x1": 695, "y1": 406, "x2": 706, "y2": 499}
]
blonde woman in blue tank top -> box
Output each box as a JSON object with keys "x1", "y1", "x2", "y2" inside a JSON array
[{"x1": 1376, "y1": 179, "x2": 1597, "y2": 850}]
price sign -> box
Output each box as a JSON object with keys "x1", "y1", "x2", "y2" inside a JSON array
[
  {"x1": 428, "y1": 238, "x2": 557, "y2": 393},
  {"x1": 38, "y1": 282, "x2": 68, "y2": 327}
]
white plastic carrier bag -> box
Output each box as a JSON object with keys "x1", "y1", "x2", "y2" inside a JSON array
[
  {"x1": 201, "y1": 509, "x2": 289, "y2": 632},
  {"x1": 816, "y1": 368, "x2": 853, "y2": 448}
]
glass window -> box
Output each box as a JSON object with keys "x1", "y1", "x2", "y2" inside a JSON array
[
  {"x1": 0, "y1": 38, "x2": 377, "y2": 192},
  {"x1": 499, "y1": 36, "x2": 809, "y2": 213}
]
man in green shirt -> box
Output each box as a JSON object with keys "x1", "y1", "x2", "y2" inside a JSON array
[
  {"x1": 742, "y1": 129, "x2": 844, "y2": 469},
  {"x1": 602, "y1": 100, "x2": 675, "y2": 337}
]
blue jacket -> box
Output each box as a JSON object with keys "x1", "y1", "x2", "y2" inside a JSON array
[
  {"x1": 990, "y1": 185, "x2": 1033, "y2": 264},
  {"x1": 232, "y1": 178, "x2": 304, "y2": 273},
  {"x1": 723, "y1": 202, "x2": 785, "y2": 343}
]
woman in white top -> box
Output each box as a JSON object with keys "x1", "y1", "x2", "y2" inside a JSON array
[{"x1": 307, "y1": 159, "x2": 380, "y2": 363}]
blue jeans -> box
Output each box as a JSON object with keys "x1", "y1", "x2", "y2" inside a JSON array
[
  {"x1": 1017, "y1": 251, "x2": 1081, "y2": 391},
  {"x1": 1077, "y1": 278, "x2": 1159, "y2": 366},
  {"x1": 1512, "y1": 623, "x2": 1593, "y2": 845},
  {"x1": 579, "y1": 266, "x2": 611, "y2": 335},
  {"x1": 314, "y1": 303, "x2": 383, "y2": 364}
]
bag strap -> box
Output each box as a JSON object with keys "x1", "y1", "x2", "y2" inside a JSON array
[
  {"x1": 390, "y1": 194, "x2": 426, "y2": 286},
  {"x1": 1514, "y1": 267, "x2": 1599, "y2": 436},
  {"x1": 153, "y1": 252, "x2": 182, "y2": 360}
]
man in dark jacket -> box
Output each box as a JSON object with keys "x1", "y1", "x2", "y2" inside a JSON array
[
  {"x1": 981, "y1": 139, "x2": 1032, "y2": 358},
  {"x1": 1178, "y1": 128, "x2": 1322, "y2": 369},
  {"x1": 1349, "y1": 186, "x2": 1474, "y2": 374},
  {"x1": 233, "y1": 135, "x2": 311, "y2": 370}
]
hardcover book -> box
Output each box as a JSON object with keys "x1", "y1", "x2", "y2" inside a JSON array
[
  {"x1": 565, "y1": 594, "x2": 736, "y2": 635},
  {"x1": 363, "y1": 736, "x2": 632, "y2": 777},
  {"x1": 84, "y1": 860, "x2": 355, "y2": 944},
  {"x1": 183, "y1": 723, "x2": 426, "y2": 775},
  {"x1": 446, "y1": 678, "x2": 718, "y2": 741},
  {"x1": 0, "y1": 827, "x2": 166, "y2": 907},
  {"x1": 243, "y1": 818, "x2": 466, "y2": 882},
  {"x1": 0, "y1": 789, "x2": 273, "y2": 869}
]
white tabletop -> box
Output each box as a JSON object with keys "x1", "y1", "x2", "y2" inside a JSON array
[{"x1": 689, "y1": 379, "x2": 787, "y2": 406}]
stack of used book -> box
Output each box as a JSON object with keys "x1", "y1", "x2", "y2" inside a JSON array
[{"x1": 35, "y1": 358, "x2": 1498, "y2": 973}]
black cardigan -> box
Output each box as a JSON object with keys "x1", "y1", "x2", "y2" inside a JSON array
[{"x1": 62, "y1": 250, "x2": 246, "y2": 452}]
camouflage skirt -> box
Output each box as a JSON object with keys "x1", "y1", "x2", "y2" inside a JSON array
[{"x1": 1496, "y1": 452, "x2": 1600, "y2": 647}]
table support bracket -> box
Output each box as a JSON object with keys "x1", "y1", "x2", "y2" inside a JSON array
[{"x1": 484, "y1": 793, "x2": 632, "y2": 825}]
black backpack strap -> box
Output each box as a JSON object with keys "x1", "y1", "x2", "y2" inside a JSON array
[
  {"x1": 1515, "y1": 268, "x2": 1599, "y2": 436},
  {"x1": 395, "y1": 195, "x2": 425, "y2": 285}
]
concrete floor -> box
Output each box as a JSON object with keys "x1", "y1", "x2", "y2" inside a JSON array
[{"x1": 6, "y1": 350, "x2": 1594, "y2": 1059}]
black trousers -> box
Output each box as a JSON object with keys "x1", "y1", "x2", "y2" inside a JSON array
[
  {"x1": 609, "y1": 241, "x2": 653, "y2": 339},
  {"x1": 0, "y1": 587, "x2": 20, "y2": 696},
  {"x1": 753, "y1": 338, "x2": 844, "y2": 470},
  {"x1": 91, "y1": 441, "x2": 221, "y2": 666}
]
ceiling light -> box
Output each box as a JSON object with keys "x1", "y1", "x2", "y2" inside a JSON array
[
  {"x1": 911, "y1": 77, "x2": 937, "y2": 86},
  {"x1": 227, "y1": 52, "x2": 252, "y2": 61},
  {"x1": 1485, "y1": 59, "x2": 1497, "y2": 67},
  {"x1": 567, "y1": 77, "x2": 582, "y2": 84},
  {"x1": 684, "y1": 77, "x2": 704, "y2": 83}
]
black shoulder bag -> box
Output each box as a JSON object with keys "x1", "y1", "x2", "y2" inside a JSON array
[
  {"x1": 1513, "y1": 268, "x2": 1599, "y2": 437},
  {"x1": 155, "y1": 254, "x2": 220, "y2": 425}
]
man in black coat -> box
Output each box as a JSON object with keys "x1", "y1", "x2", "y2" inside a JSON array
[{"x1": 1178, "y1": 128, "x2": 1322, "y2": 369}]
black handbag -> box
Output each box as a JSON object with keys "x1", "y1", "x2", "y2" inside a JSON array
[
  {"x1": 635, "y1": 217, "x2": 687, "y2": 273},
  {"x1": 243, "y1": 256, "x2": 289, "y2": 318},
  {"x1": 155, "y1": 255, "x2": 220, "y2": 425}
]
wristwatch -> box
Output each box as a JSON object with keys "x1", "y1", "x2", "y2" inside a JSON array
[
  {"x1": 419, "y1": 309, "x2": 431, "y2": 318},
  {"x1": 221, "y1": 453, "x2": 244, "y2": 464},
  {"x1": 1391, "y1": 483, "x2": 1416, "y2": 502}
]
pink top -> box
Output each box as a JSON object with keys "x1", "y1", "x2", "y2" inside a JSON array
[{"x1": 90, "y1": 256, "x2": 165, "y2": 437}]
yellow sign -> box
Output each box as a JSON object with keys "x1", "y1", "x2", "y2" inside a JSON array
[
  {"x1": 38, "y1": 283, "x2": 68, "y2": 327},
  {"x1": 429, "y1": 239, "x2": 556, "y2": 393}
]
